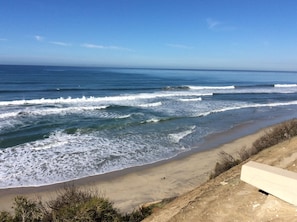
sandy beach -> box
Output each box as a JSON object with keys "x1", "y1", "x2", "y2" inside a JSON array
[{"x1": 0, "y1": 122, "x2": 269, "y2": 214}]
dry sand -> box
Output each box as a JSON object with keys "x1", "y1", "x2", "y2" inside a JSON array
[{"x1": 0, "y1": 126, "x2": 267, "y2": 214}]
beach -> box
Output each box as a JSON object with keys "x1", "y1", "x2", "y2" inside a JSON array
[{"x1": 0, "y1": 123, "x2": 267, "y2": 213}]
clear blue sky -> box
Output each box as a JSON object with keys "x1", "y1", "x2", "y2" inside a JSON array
[{"x1": 1, "y1": 0, "x2": 297, "y2": 70}]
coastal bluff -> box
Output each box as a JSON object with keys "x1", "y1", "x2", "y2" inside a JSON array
[{"x1": 144, "y1": 136, "x2": 297, "y2": 222}]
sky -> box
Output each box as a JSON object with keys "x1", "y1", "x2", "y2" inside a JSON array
[{"x1": 0, "y1": 0, "x2": 297, "y2": 70}]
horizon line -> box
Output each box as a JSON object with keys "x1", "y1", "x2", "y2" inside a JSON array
[{"x1": 0, "y1": 63, "x2": 297, "y2": 73}]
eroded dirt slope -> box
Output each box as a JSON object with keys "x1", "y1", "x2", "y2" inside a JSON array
[{"x1": 144, "y1": 137, "x2": 297, "y2": 222}]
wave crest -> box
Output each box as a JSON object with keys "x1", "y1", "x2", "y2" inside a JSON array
[{"x1": 274, "y1": 84, "x2": 297, "y2": 88}]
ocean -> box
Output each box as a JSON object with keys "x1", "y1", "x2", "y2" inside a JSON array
[{"x1": 1, "y1": 65, "x2": 297, "y2": 188}]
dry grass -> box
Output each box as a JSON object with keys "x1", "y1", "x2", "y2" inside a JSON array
[
  {"x1": 210, "y1": 119, "x2": 297, "y2": 179},
  {"x1": 209, "y1": 151, "x2": 240, "y2": 179},
  {"x1": 252, "y1": 119, "x2": 297, "y2": 153}
]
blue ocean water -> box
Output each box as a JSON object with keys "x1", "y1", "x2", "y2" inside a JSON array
[{"x1": 1, "y1": 65, "x2": 297, "y2": 188}]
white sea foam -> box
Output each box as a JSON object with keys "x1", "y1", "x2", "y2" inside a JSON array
[
  {"x1": 168, "y1": 126, "x2": 195, "y2": 143},
  {"x1": 187, "y1": 85, "x2": 235, "y2": 90},
  {"x1": 179, "y1": 97, "x2": 202, "y2": 102},
  {"x1": 0, "y1": 92, "x2": 213, "y2": 107},
  {"x1": 0, "y1": 106, "x2": 108, "y2": 119},
  {"x1": 274, "y1": 84, "x2": 297, "y2": 88},
  {"x1": 0, "y1": 129, "x2": 182, "y2": 188},
  {"x1": 257, "y1": 100, "x2": 297, "y2": 107},
  {"x1": 197, "y1": 100, "x2": 297, "y2": 117},
  {"x1": 35, "y1": 106, "x2": 108, "y2": 116},
  {"x1": 30, "y1": 135, "x2": 69, "y2": 150},
  {"x1": 185, "y1": 84, "x2": 297, "y2": 94},
  {"x1": 138, "y1": 102, "x2": 162, "y2": 107},
  {"x1": 117, "y1": 114, "x2": 132, "y2": 119},
  {"x1": 0, "y1": 112, "x2": 19, "y2": 119},
  {"x1": 155, "y1": 92, "x2": 213, "y2": 97},
  {"x1": 0, "y1": 105, "x2": 128, "y2": 133},
  {"x1": 143, "y1": 118, "x2": 160, "y2": 123},
  {"x1": 0, "y1": 118, "x2": 22, "y2": 132}
]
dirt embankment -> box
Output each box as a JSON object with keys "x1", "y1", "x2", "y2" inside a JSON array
[{"x1": 144, "y1": 137, "x2": 297, "y2": 222}]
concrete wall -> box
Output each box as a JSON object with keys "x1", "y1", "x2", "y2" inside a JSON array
[{"x1": 240, "y1": 161, "x2": 297, "y2": 206}]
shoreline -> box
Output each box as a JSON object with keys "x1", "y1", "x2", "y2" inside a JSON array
[
  {"x1": 0, "y1": 114, "x2": 284, "y2": 190},
  {"x1": 0, "y1": 119, "x2": 274, "y2": 213}
]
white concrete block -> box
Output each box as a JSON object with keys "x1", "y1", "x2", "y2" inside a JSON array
[{"x1": 240, "y1": 161, "x2": 297, "y2": 206}]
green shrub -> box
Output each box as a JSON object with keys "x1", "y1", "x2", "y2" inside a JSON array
[
  {"x1": 122, "y1": 206, "x2": 153, "y2": 222},
  {"x1": 48, "y1": 186, "x2": 121, "y2": 221},
  {"x1": 0, "y1": 211, "x2": 14, "y2": 222},
  {"x1": 13, "y1": 196, "x2": 45, "y2": 222},
  {"x1": 2, "y1": 185, "x2": 152, "y2": 221}
]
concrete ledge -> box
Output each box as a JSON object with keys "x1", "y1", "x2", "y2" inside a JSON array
[{"x1": 240, "y1": 161, "x2": 297, "y2": 206}]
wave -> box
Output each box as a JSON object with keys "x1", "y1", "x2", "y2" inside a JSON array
[
  {"x1": 0, "y1": 105, "x2": 109, "y2": 119},
  {"x1": 163, "y1": 84, "x2": 297, "y2": 91},
  {"x1": 142, "y1": 118, "x2": 161, "y2": 123},
  {"x1": 117, "y1": 114, "x2": 132, "y2": 119},
  {"x1": 0, "y1": 92, "x2": 213, "y2": 106},
  {"x1": 162, "y1": 84, "x2": 235, "y2": 91},
  {"x1": 166, "y1": 84, "x2": 270, "y2": 91},
  {"x1": 163, "y1": 86, "x2": 190, "y2": 90},
  {"x1": 3, "y1": 83, "x2": 294, "y2": 95},
  {"x1": 5, "y1": 84, "x2": 295, "y2": 108},
  {"x1": 236, "y1": 84, "x2": 297, "y2": 89},
  {"x1": 179, "y1": 97, "x2": 202, "y2": 102},
  {"x1": 163, "y1": 84, "x2": 289, "y2": 91},
  {"x1": 235, "y1": 84, "x2": 275, "y2": 89},
  {"x1": 140, "y1": 116, "x2": 179, "y2": 124},
  {"x1": 138, "y1": 102, "x2": 162, "y2": 107},
  {"x1": 197, "y1": 100, "x2": 297, "y2": 117},
  {"x1": 116, "y1": 92, "x2": 212, "y2": 101},
  {"x1": 213, "y1": 86, "x2": 297, "y2": 95},
  {"x1": 187, "y1": 85, "x2": 235, "y2": 90},
  {"x1": 0, "y1": 112, "x2": 19, "y2": 119},
  {"x1": 168, "y1": 126, "x2": 196, "y2": 143},
  {"x1": 274, "y1": 84, "x2": 297, "y2": 88},
  {"x1": 163, "y1": 84, "x2": 297, "y2": 93}
]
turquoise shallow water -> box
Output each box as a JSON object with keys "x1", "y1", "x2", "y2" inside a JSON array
[{"x1": 1, "y1": 65, "x2": 297, "y2": 187}]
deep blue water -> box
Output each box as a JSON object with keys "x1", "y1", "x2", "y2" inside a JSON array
[{"x1": 1, "y1": 65, "x2": 297, "y2": 187}]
